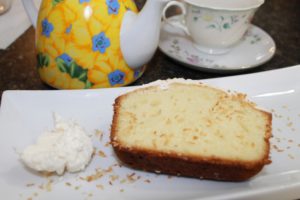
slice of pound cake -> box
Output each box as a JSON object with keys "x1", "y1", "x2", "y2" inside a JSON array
[{"x1": 111, "y1": 80, "x2": 272, "y2": 181}]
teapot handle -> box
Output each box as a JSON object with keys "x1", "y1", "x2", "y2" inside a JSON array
[{"x1": 21, "y1": 0, "x2": 38, "y2": 28}]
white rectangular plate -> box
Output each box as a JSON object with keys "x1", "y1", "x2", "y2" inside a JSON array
[{"x1": 1, "y1": 66, "x2": 300, "y2": 200}]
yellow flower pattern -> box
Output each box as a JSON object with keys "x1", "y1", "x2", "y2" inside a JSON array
[{"x1": 36, "y1": 0, "x2": 143, "y2": 89}]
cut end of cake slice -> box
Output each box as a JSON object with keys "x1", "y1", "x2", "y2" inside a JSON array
[{"x1": 111, "y1": 80, "x2": 272, "y2": 181}]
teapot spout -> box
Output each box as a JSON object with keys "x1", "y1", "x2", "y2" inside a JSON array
[{"x1": 121, "y1": 0, "x2": 171, "y2": 70}]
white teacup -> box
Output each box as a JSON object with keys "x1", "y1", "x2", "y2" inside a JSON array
[{"x1": 163, "y1": 0, "x2": 265, "y2": 54}]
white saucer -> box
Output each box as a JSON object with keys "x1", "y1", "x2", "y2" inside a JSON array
[{"x1": 159, "y1": 18, "x2": 276, "y2": 73}]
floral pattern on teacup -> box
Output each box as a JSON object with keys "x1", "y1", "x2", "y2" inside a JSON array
[
  {"x1": 168, "y1": 39, "x2": 222, "y2": 68},
  {"x1": 168, "y1": 39, "x2": 183, "y2": 59},
  {"x1": 243, "y1": 30, "x2": 262, "y2": 44},
  {"x1": 191, "y1": 8, "x2": 248, "y2": 32},
  {"x1": 206, "y1": 15, "x2": 240, "y2": 31}
]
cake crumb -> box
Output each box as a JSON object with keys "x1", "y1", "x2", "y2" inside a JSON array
[
  {"x1": 274, "y1": 113, "x2": 283, "y2": 118},
  {"x1": 275, "y1": 137, "x2": 281, "y2": 142},
  {"x1": 85, "y1": 170, "x2": 104, "y2": 182},
  {"x1": 109, "y1": 175, "x2": 119, "y2": 182},
  {"x1": 287, "y1": 122, "x2": 293, "y2": 127},
  {"x1": 272, "y1": 144, "x2": 284, "y2": 152},
  {"x1": 38, "y1": 184, "x2": 44, "y2": 190},
  {"x1": 96, "y1": 184, "x2": 104, "y2": 190},
  {"x1": 105, "y1": 142, "x2": 111, "y2": 147},
  {"x1": 26, "y1": 183, "x2": 35, "y2": 187},
  {"x1": 97, "y1": 150, "x2": 106, "y2": 158},
  {"x1": 288, "y1": 154, "x2": 295, "y2": 159},
  {"x1": 127, "y1": 173, "x2": 137, "y2": 183},
  {"x1": 120, "y1": 178, "x2": 127, "y2": 184},
  {"x1": 84, "y1": 165, "x2": 116, "y2": 182},
  {"x1": 144, "y1": 179, "x2": 151, "y2": 183},
  {"x1": 74, "y1": 185, "x2": 81, "y2": 190},
  {"x1": 35, "y1": 179, "x2": 54, "y2": 192},
  {"x1": 276, "y1": 128, "x2": 282, "y2": 132},
  {"x1": 65, "y1": 182, "x2": 72, "y2": 187},
  {"x1": 270, "y1": 109, "x2": 275, "y2": 113},
  {"x1": 95, "y1": 129, "x2": 104, "y2": 141},
  {"x1": 120, "y1": 189, "x2": 124, "y2": 192},
  {"x1": 105, "y1": 166, "x2": 114, "y2": 173}
]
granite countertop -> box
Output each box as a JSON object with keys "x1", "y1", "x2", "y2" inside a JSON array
[{"x1": 0, "y1": 0, "x2": 299, "y2": 102}]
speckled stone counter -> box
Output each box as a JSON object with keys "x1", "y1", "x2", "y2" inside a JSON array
[{"x1": 0, "y1": 0, "x2": 299, "y2": 102}]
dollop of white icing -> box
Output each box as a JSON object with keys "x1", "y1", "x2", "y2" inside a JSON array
[{"x1": 21, "y1": 114, "x2": 94, "y2": 175}]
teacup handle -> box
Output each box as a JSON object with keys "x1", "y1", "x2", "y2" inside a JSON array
[
  {"x1": 21, "y1": 0, "x2": 38, "y2": 28},
  {"x1": 162, "y1": 1, "x2": 190, "y2": 35}
]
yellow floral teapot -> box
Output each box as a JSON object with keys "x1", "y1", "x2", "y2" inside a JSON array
[{"x1": 22, "y1": 0, "x2": 170, "y2": 89}]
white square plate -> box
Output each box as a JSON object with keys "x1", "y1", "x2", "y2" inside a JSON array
[{"x1": 1, "y1": 65, "x2": 300, "y2": 200}]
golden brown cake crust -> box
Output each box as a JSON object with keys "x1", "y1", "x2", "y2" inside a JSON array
[{"x1": 111, "y1": 84, "x2": 272, "y2": 182}]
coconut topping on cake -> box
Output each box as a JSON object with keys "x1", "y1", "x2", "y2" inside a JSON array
[{"x1": 111, "y1": 80, "x2": 272, "y2": 181}]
